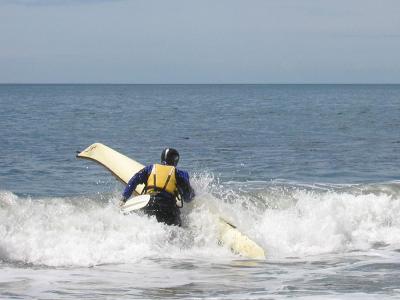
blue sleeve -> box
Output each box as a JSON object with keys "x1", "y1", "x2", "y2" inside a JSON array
[
  {"x1": 122, "y1": 165, "x2": 152, "y2": 199},
  {"x1": 176, "y1": 169, "x2": 195, "y2": 202}
]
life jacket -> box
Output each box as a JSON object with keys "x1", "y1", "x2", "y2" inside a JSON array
[{"x1": 145, "y1": 164, "x2": 178, "y2": 197}]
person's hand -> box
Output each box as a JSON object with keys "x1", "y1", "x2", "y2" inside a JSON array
[{"x1": 119, "y1": 197, "x2": 127, "y2": 207}]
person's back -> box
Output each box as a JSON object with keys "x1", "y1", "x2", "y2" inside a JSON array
[{"x1": 120, "y1": 148, "x2": 194, "y2": 226}]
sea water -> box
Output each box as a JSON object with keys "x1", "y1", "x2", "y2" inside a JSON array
[{"x1": 0, "y1": 84, "x2": 400, "y2": 299}]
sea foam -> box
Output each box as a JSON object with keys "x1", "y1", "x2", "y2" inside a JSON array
[{"x1": 1, "y1": 178, "x2": 400, "y2": 266}]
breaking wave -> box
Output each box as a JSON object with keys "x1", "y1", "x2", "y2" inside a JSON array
[{"x1": 1, "y1": 175, "x2": 400, "y2": 266}]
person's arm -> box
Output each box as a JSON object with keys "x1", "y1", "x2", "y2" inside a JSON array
[
  {"x1": 176, "y1": 169, "x2": 195, "y2": 202},
  {"x1": 120, "y1": 165, "x2": 152, "y2": 204}
]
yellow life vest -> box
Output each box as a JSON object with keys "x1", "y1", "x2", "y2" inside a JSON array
[{"x1": 146, "y1": 164, "x2": 177, "y2": 196}]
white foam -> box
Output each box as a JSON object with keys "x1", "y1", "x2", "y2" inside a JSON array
[
  {"x1": 0, "y1": 187, "x2": 230, "y2": 267},
  {"x1": 1, "y1": 178, "x2": 400, "y2": 266},
  {"x1": 259, "y1": 188, "x2": 400, "y2": 257}
]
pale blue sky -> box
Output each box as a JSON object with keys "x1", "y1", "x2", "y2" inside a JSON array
[{"x1": 0, "y1": 0, "x2": 399, "y2": 83}]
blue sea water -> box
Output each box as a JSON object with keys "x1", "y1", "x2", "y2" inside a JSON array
[{"x1": 1, "y1": 84, "x2": 400, "y2": 299}]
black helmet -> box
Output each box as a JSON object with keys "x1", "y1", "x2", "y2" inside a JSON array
[{"x1": 161, "y1": 148, "x2": 179, "y2": 166}]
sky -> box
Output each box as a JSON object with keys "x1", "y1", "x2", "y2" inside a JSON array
[{"x1": 0, "y1": 0, "x2": 399, "y2": 83}]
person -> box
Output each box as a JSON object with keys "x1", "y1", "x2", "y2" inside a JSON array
[{"x1": 120, "y1": 148, "x2": 195, "y2": 226}]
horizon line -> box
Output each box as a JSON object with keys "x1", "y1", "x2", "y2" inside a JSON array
[{"x1": 1, "y1": 82, "x2": 400, "y2": 85}]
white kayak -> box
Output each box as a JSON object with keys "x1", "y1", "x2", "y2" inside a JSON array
[{"x1": 77, "y1": 142, "x2": 265, "y2": 259}]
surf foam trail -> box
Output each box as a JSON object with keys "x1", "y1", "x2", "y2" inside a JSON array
[
  {"x1": 0, "y1": 187, "x2": 229, "y2": 267},
  {"x1": 202, "y1": 179, "x2": 400, "y2": 258},
  {"x1": 1, "y1": 176, "x2": 400, "y2": 266}
]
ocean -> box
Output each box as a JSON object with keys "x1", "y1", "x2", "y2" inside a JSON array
[{"x1": 0, "y1": 84, "x2": 400, "y2": 299}]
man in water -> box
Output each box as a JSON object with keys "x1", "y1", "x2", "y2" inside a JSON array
[{"x1": 120, "y1": 148, "x2": 195, "y2": 226}]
